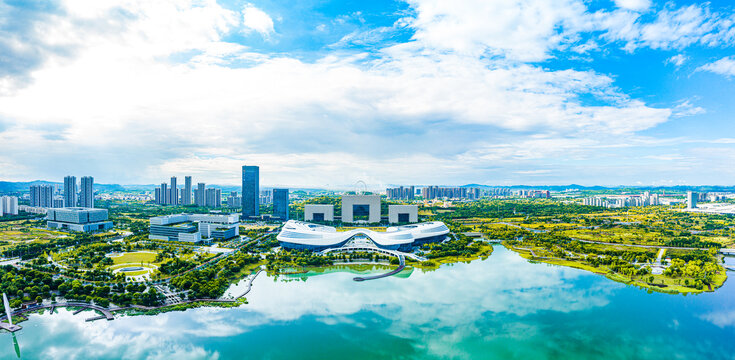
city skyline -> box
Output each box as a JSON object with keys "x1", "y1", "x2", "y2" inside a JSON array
[{"x1": 1, "y1": 0, "x2": 735, "y2": 187}]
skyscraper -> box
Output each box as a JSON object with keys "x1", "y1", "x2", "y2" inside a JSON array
[
  {"x1": 161, "y1": 183, "x2": 169, "y2": 205},
  {"x1": 687, "y1": 191, "x2": 698, "y2": 209},
  {"x1": 183, "y1": 176, "x2": 192, "y2": 205},
  {"x1": 155, "y1": 188, "x2": 161, "y2": 204},
  {"x1": 242, "y1": 166, "x2": 259, "y2": 218},
  {"x1": 170, "y1": 177, "x2": 178, "y2": 206},
  {"x1": 64, "y1": 176, "x2": 77, "y2": 207},
  {"x1": 29, "y1": 185, "x2": 54, "y2": 207},
  {"x1": 79, "y1": 176, "x2": 94, "y2": 208},
  {"x1": 195, "y1": 183, "x2": 206, "y2": 206},
  {"x1": 273, "y1": 188, "x2": 289, "y2": 220}
]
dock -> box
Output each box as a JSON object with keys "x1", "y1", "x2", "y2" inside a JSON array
[{"x1": 0, "y1": 322, "x2": 22, "y2": 333}]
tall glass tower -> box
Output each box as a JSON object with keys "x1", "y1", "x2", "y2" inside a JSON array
[
  {"x1": 273, "y1": 188, "x2": 289, "y2": 220},
  {"x1": 242, "y1": 166, "x2": 259, "y2": 218}
]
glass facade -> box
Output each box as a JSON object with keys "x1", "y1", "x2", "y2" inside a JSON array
[{"x1": 242, "y1": 166, "x2": 259, "y2": 218}]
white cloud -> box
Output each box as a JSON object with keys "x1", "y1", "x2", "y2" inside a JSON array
[
  {"x1": 0, "y1": 0, "x2": 731, "y2": 186},
  {"x1": 665, "y1": 54, "x2": 687, "y2": 67},
  {"x1": 242, "y1": 3, "x2": 274, "y2": 38},
  {"x1": 614, "y1": 0, "x2": 651, "y2": 12},
  {"x1": 697, "y1": 56, "x2": 735, "y2": 78},
  {"x1": 672, "y1": 100, "x2": 705, "y2": 116}
]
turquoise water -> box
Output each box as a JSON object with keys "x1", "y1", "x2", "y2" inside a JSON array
[{"x1": 2, "y1": 246, "x2": 735, "y2": 359}]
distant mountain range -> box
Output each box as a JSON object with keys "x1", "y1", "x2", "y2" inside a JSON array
[{"x1": 1, "y1": 180, "x2": 733, "y2": 194}]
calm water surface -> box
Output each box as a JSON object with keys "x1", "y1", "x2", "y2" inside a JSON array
[{"x1": 2, "y1": 246, "x2": 734, "y2": 359}]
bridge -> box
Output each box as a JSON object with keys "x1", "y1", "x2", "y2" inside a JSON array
[
  {"x1": 720, "y1": 249, "x2": 735, "y2": 255},
  {"x1": 321, "y1": 245, "x2": 426, "y2": 262},
  {"x1": 0, "y1": 302, "x2": 116, "y2": 332},
  {"x1": 354, "y1": 254, "x2": 405, "y2": 282}
]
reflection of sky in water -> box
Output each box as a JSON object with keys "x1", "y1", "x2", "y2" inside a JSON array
[{"x1": 2, "y1": 246, "x2": 735, "y2": 360}]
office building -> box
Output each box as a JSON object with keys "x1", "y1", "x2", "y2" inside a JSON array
[
  {"x1": 29, "y1": 185, "x2": 54, "y2": 208},
  {"x1": 342, "y1": 195, "x2": 381, "y2": 223},
  {"x1": 242, "y1": 166, "x2": 259, "y2": 218},
  {"x1": 0, "y1": 196, "x2": 19, "y2": 216},
  {"x1": 79, "y1": 176, "x2": 94, "y2": 208},
  {"x1": 687, "y1": 191, "x2": 698, "y2": 209},
  {"x1": 64, "y1": 176, "x2": 77, "y2": 208},
  {"x1": 304, "y1": 204, "x2": 334, "y2": 222},
  {"x1": 170, "y1": 177, "x2": 178, "y2": 206},
  {"x1": 183, "y1": 176, "x2": 192, "y2": 205},
  {"x1": 46, "y1": 207, "x2": 113, "y2": 232},
  {"x1": 273, "y1": 188, "x2": 289, "y2": 220},
  {"x1": 149, "y1": 213, "x2": 239, "y2": 242},
  {"x1": 388, "y1": 205, "x2": 418, "y2": 223}
]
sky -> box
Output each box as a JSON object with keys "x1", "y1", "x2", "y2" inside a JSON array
[{"x1": 1, "y1": 0, "x2": 734, "y2": 189}]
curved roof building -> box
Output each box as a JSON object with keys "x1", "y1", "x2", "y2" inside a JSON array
[{"x1": 277, "y1": 220, "x2": 450, "y2": 252}]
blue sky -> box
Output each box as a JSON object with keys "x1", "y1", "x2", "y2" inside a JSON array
[{"x1": 0, "y1": 0, "x2": 734, "y2": 188}]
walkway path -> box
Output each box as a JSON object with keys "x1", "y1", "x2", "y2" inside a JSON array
[{"x1": 353, "y1": 254, "x2": 405, "y2": 282}]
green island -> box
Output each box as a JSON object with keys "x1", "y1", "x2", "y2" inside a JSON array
[{"x1": 1, "y1": 194, "x2": 733, "y2": 328}]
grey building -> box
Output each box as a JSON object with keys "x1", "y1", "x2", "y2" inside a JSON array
[
  {"x1": 205, "y1": 188, "x2": 221, "y2": 207},
  {"x1": 46, "y1": 207, "x2": 113, "y2": 232},
  {"x1": 154, "y1": 188, "x2": 161, "y2": 204},
  {"x1": 183, "y1": 176, "x2": 192, "y2": 205},
  {"x1": 273, "y1": 188, "x2": 289, "y2": 220},
  {"x1": 64, "y1": 176, "x2": 77, "y2": 207},
  {"x1": 342, "y1": 195, "x2": 381, "y2": 223},
  {"x1": 29, "y1": 185, "x2": 54, "y2": 208},
  {"x1": 170, "y1": 177, "x2": 178, "y2": 206},
  {"x1": 242, "y1": 165, "x2": 259, "y2": 218},
  {"x1": 195, "y1": 183, "x2": 206, "y2": 206},
  {"x1": 79, "y1": 176, "x2": 94, "y2": 208},
  {"x1": 160, "y1": 183, "x2": 169, "y2": 205}
]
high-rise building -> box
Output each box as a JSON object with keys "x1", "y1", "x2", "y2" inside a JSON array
[
  {"x1": 183, "y1": 176, "x2": 192, "y2": 205},
  {"x1": 155, "y1": 188, "x2": 162, "y2": 204},
  {"x1": 29, "y1": 185, "x2": 54, "y2": 207},
  {"x1": 242, "y1": 166, "x2": 259, "y2": 218},
  {"x1": 64, "y1": 176, "x2": 77, "y2": 207},
  {"x1": 170, "y1": 177, "x2": 178, "y2": 206},
  {"x1": 195, "y1": 183, "x2": 206, "y2": 206},
  {"x1": 79, "y1": 176, "x2": 94, "y2": 208},
  {"x1": 0, "y1": 196, "x2": 19, "y2": 216},
  {"x1": 273, "y1": 188, "x2": 289, "y2": 220},
  {"x1": 687, "y1": 191, "x2": 698, "y2": 209},
  {"x1": 161, "y1": 183, "x2": 169, "y2": 205},
  {"x1": 205, "y1": 188, "x2": 222, "y2": 207}
]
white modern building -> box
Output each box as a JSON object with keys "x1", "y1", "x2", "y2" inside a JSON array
[
  {"x1": 277, "y1": 220, "x2": 449, "y2": 252},
  {"x1": 388, "y1": 205, "x2": 418, "y2": 224},
  {"x1": 341, "y1": 195, "x2": 381, "y2": 223},
  {"x1": 0, "y1": 196, "x2": 18, "y2": 216},
  {"x1": 304, "y1": 204, "x2": 335, "y2": 222},
  {"x1": 149, "y1": 213, "x2": 240, "y2": 242}
]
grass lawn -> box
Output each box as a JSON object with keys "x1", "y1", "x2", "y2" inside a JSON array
[{"x1": 111, "y1": 251, "x2": 158, "y2": 265}]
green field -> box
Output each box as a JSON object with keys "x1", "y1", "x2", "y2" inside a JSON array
[{"x1": 110, "y1": 251, "x2": 158, "y2": 265}]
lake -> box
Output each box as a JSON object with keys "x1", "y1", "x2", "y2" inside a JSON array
[{"x1": 2, "y1": 246, "x2": 734, "y2": 359}]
